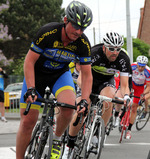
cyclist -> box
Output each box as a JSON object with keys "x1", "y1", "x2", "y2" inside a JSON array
[
  {"x1": 62, "y1": 32, "x2": 132, "y2": 157},
  {"x1": 90, "y1": 31, "x2": 132, "y2": 128},
  {"x1": 16, "y1": 1, "x2": 93, "y2": 159},
  {"x1": 125, "y1": 55, "x2": 150, "y2": 139},
  {"x1": 61, "y1": 59, "x2": 83, "y2": 159},
  {"x1": 0, "y1": 67, "x2": 8, "y2": 122},
  {"x1": 113, "y1": 55, "x2": 133, "y2": 127}
]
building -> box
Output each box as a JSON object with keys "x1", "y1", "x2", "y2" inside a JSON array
[{"x1": 137, "y1": 0, "x2": 150, "y2": 45}]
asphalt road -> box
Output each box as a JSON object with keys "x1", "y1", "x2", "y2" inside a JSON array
[{"x1": 0, "y1": 119, "x2": 150, "y2": 159}]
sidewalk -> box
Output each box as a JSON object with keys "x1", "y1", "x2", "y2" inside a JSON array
[
  {"x1": 0, "y1": 118, "x2": 20, "y2": 135},
  {"x1": 0, "y1": 113, "x2": 42, "y2": 134}
]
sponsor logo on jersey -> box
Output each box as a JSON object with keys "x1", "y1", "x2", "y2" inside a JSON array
[
  {"x1": 36, "y1": 29, "x2": 57, "y2": 45},
  {"x1": 53, "y1": 41, "x2": 77, "y2": 51},
  {"x1": 81, "y1": 38, "x2": 91, "y2": 56}
]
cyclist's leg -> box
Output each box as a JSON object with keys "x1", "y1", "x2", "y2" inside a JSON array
[
  {"x1": 52, "y1": 71, "x2": 76, "y2": 158},
  {"x1": 114, "y1": 89, "x2": 123, "y2": 126},
  {"x1": 100, "y1": 86, "x2": 116, "y2": 126},
  {"x1": 16, "y1": 79, "x2": 41, "y2": 159},
  {"x1": 126, "y1": 83, "x2": 144, "y2": 139},
  {"x1": 52, "y1": 70, "x2": 76, "y2": 138}
]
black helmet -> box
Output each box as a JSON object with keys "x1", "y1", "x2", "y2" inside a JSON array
[{"x1": 65, "y1": 1, "x2": 93, "y2": 28}]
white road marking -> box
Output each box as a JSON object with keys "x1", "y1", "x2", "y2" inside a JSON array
[
  {"x1": 0, "y1": 147, "x2": 16, "y2": 159},
  {"x1": 105, "y1": 143, "x2": 150, "y2": 146}
]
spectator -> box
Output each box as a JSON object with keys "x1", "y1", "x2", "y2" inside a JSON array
[{"x1": 0, "y1": 67, "x2": 8, "y2": 122}]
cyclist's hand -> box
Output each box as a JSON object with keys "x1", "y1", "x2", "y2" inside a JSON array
[
  {"x1": 24, "y1": 87, "x2": 38, "y2": 103},
  {"x1": 77, "y1": 99, "x2": 88, "y2": 116},
  {"x1": 124, "y1": 94, "x2": 132, "y2": 107},
  {"x1": 140, "y1": 93, "x2": 145, "y2": 101}
]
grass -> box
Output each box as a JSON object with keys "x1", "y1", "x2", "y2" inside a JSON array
[{"x1": 5, "y1": 107, "x2": 43, "y2": 113}]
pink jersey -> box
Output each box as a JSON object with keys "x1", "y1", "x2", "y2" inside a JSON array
[{"x1": 131, "y1": 62, "x2": 150, "y2": 86}]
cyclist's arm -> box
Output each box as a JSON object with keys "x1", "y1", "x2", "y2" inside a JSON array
[
  {"x1": 24, "y1": 49, "x2": 40, "y2": 102},
  {"x1": 120, "y1": 75, "x2": 130, "y2": 96},
  {"x1": 77, "y1": 71, "x2": 81, "y2": 88},
  {"x1": 80, "y1": 64, "x2": 92, "y2": 101},
  {"x1": 144, "y1": 82, "x2": 150, "y2": 100},
  {"x1": 144, "y1": 82, "x2": 150, "y2": 94}
]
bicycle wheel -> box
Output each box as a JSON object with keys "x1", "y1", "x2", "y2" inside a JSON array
[
  {"x1": 72, "y1": 124, "x2": 86, "y2": 158},
  {"x1": 25, "y1": 123, "x2": 40, "y2": 159},
  {"x1": 136, "y1": 108, "x2": 150, "y2": 131},
  {"x1": 34, "y1": 126, "x2": 49, "y2": 159},
  {"x1": 42, "y1": 126, "x2": 53, "y2": 159},
  {"x1": 60, "y1": 129, "x2": 68, "y2": 159},
  {"x1": 83, "y1": 116, "x2": 105, "y2": 159}
]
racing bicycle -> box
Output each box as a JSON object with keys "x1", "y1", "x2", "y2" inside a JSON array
[
  {"x1": 83, "y1": 94, "x2": 124, "y2": 159},
  {"x1": 136, "y1": 101, "x2": 150, "y2": 131},
  {"x1": 24, "y1": 87, "x2": 76, "y2": 159}
]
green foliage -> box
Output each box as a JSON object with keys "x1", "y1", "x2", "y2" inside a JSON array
[
  {"x1": 9, "y1": 56, "x2": 25, "y2": 75},
  {"x1": 0, "y1": 0, "x2": 64, "y2": 40},
  {"x1": 0, "y1": 0, "x2": 65, "y2": 75},
  {"x1": 123, "y1": 38, "x2": 150, "y2": 65}
]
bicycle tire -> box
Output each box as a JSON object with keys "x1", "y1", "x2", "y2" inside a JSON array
[
  {"x1": 42, "y1": 126, "x2": 53, "y2": 159},
  {"x1": 83, "y1": 116, "x2": 105, "y2": 159},
  {"x1": 25, "y1": 123, "x2": 40, "y2": 159},
  {"x1": 72, "y1": 124, "x2": 86, "y2": 158},
  {"x1": 60, "y1": 128, "x2": 68, "y2": 159},
  {"x1": 34, "y1": 126, "x2": 49, "y2": 159},
  {"x1": 136, "y1": 109, "x2": 150, "y2": 131}
]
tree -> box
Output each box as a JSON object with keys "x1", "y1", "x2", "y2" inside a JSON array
[
  {"x1": 0, "y1": 0, "x2": 65, "y2": 60},
  {"x1": 0, "y1": 0, "x2": 64, "y2": 40},
  {"x1": 123, "y1": 38, "x2": 150, "y2": 65}
]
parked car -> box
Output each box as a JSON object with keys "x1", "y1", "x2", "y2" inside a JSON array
[{"x1": 4, "y1": 82, "x2": 23, "y2": 108}]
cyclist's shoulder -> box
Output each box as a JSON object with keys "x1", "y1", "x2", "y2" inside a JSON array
[
  {"x1": 37, "y1": 22, "x2": 63, "y2": 36},
  {"x1": 91, "y1": 43, "x2": 103, "y2": 51},
  {"x1": 118, "y1": 49, "x2": 130, "y2": 60},
  {"x1": 76, "y1": 33, "x2": 91, "y2": 49},
  {"x1": 91, "y1": 43, "x2": 103, "y2": 57}
]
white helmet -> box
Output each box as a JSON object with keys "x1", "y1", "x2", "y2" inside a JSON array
[
  {"x1": 136, "y1": 55, "x2": 148, "y2": 66},
  {"x1": 103, "y1": 32, "x2": 124, "y2": 47}
]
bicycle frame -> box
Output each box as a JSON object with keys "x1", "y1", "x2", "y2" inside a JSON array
[
  {"x1": 119, "y1": 105, "x2": 130, "y2": 143},
  {"x1": 25, "y1": 87, "x2": 76, "y2": 159}
]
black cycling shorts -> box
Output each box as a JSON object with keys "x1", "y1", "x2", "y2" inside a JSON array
[
  {"x1": 0, "y1": 90, "x2": 4, "y2": 102},
  {"x1": 90, "y1": 77, "x2": 115, "y2": 104}
]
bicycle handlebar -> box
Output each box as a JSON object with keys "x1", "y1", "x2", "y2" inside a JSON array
[
  {"x1": 23, "y1": 97, "x2": 76, "y2": 116},
  {"x1": 91, "y1": 93, "x2": 124, "y2": 104}
]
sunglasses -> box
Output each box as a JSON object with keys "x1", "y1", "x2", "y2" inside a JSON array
[
  {"x1": 107, "y1": 47, "x2": 121, "y2": 52},
  {"x1": 70, "y1": 22, "x2": 86, "y2": 32}
]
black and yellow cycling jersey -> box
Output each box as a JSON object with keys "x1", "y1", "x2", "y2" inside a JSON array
[
  {"x1": 20, "y1": 22, "x2": 91, "y2": 110},
  {"x1": 30, "y1": 22, "x2": 91, "y2": 75}
]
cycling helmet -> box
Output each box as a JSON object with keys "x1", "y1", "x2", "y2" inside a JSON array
[
  {"x1": 65, "y1": 1, "x2": 93, "y2": 28},
  {"x1": 136, "y1": 55, "x2": 148, "y2": 66},
  {"x1": 103, "y1": 32, "x2": 124, "y2": 47}
]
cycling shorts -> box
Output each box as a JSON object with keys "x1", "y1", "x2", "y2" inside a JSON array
[
  {"x1": 20, "y1": 70, "x2": 76, "y2": 110},
  {"x1": 90, "y1": 77, "x2": 115, "y2": 104},
  {"x1": 0, "y1": 90, "x2": 4, "y2": 102},
  {"x1": 132, "y1": 82, "x2": 144, "y2": 104}
]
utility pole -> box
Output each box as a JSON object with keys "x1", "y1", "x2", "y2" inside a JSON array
[
  {"x1": 93, "y1": 27, "x2": 96, "y2": 45},
  {"x1": 126, "y1": 0, "x2": 133, "y2": 63},
  {"x1": 98, "y1": 0, "x2": 101, "y2": 43}
]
